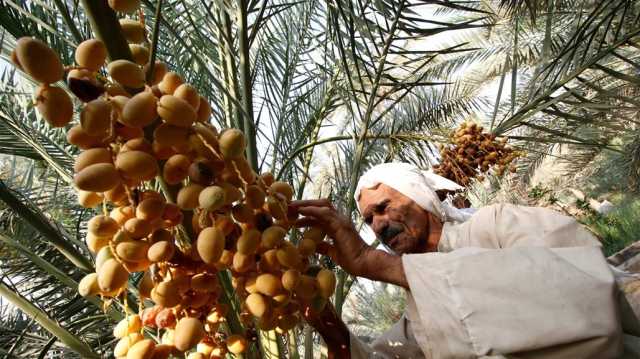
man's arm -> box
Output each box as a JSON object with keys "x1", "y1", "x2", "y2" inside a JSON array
[
  {"x1": 302, "y1": 303, "x2": 351, "y2": 358},
  {"x1": 289, "y1": 199, "x2": 410, "y2": 357},
  {"x1": 290, "y1": 199, "x2": 408, "y2": 288},
  {"x1": 361, "y1": 249, "x2": 408, "y2": 288}
]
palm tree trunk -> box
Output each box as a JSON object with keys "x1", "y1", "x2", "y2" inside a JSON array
[{"x1": 237, "y1": 0, "x2": 258, "y2": 170}]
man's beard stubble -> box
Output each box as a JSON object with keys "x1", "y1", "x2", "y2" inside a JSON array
[
  {"x1": 378, "y1": 214, "x2": 431, "y2": 254},
  {"x1": 378, "y1": 221, "x2": 404, "y2": 247}
]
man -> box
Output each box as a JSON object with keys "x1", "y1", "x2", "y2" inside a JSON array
[{"x1": 291, "y1": 162, "x2": 635, "y2": 358}]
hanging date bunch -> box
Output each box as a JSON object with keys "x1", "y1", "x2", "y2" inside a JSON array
[
  {"x1": 433, "y1": 122, "x2": 521, "y2": 186},
  {"x1": 10, "y1": 6, "x2": 335, "y2": 359}
]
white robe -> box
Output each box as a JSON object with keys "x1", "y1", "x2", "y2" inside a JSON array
[{"x1": 350, "y1": 203, "x2": 635, "y2": 358}]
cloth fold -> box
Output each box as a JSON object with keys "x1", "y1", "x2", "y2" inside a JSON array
[
  {"x1": 402, "y1": 246, "x2": 621, "y2": 359},
  {"x1": 349, "y1": 203, "x2": 627, "y2": 359}
]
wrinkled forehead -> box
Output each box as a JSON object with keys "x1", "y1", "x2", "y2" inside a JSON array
[{"x1": 357, "y1": 183, "x2": 415, "y2": 212}]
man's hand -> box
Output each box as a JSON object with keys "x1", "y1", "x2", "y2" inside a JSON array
[
  {"x1": 290, "y1": 199, "x2": 408, "y2": 288},
  {"x1": 290, "y1": 199, "x2": 372, "y2": 277}
]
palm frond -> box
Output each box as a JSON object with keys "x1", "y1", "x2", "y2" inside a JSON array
[{"x1": 496, "y1": 0, "x2": 640, "y2": 133}]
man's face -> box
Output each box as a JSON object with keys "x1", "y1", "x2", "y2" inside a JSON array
[{"x1": 358, "y1": 184, "x2": 432, "y2": 254}]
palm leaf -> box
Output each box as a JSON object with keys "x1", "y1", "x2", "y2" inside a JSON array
[{"x1": 496, "y1": 0, "x2": 640, "y2": 133}]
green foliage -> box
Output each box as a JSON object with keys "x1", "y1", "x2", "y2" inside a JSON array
[
  {"x1": 526, "y1": 183, "x2": 559, "y2": 204},
  {"x1": 527, "y1": 183, "x2": 551, "y2": 200},
  {"x1": 0, "y1": 158, "x2": 115, "y2": 358},
  {"x1": 577, "y1": 133, "x2": 640, "y2": 197},
  {"x1": 343, "y1": 281, "x2": 406, "y2": 342},
  {"x1": 581, "y1": 198, "x2": 640, "y2": 256}
]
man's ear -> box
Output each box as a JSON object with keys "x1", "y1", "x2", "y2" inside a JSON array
[
  {"x1": 423, "y1": 209, "x2": 432, "y2": 232},
  {"x1": 423, "y1": 211, "x2": 445, "y2": 252}
]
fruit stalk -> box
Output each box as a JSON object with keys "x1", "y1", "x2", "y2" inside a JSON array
[
  {"x1": 79, "y1": 0, "x2": 132, "y2": 62},
  {"x1": 144, "y1": 0, "x2": 163, "y2": 83},
  {"x1": 236, "y1": 0, "x2": 258, "y2": 171}
]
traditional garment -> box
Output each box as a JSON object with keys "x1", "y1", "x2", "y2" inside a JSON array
[{"x1": 350, "y1": 203, "x2": 634, "y2": 359}]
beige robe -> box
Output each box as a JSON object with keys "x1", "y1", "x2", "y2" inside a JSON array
[{"x1": 351, "y1": 203, "x2": 633, "y2": 358}]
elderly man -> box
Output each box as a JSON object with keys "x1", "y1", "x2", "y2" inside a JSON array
[{"x1": 291, "y1": 162, "x2": 633, "y2": 358}]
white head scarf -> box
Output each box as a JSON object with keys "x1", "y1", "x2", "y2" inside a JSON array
[{"x1": 354, "y1": 162, "x2": 473, "y2": 223}]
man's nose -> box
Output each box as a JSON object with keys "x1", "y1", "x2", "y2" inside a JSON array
[{"x1": 372, "y1": 217, "x2": 389, "y2": 236}]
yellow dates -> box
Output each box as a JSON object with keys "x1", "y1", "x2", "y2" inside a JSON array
[
  {"x1": 245, "y1": 292, "x2": 268, "y2": 317},
  {"x1": 151, "y1": 280, "x2": 181, "y2": 308},
  {"x1": 81, "y1": 98, "x2": 112, "y2": 137},
  {"x1": 108, "y1": 59, "x2": 145, "y2": 88},
  {"x1": 136, "y1": 197, "x2": 166, "y2": 221},
  {"x1": 270, "y1": 181, "x2": 294, "y2": 201},
  {"x1": 121, "y1": 91, "x2": 158, "y2": 128},
  {"x1": 173, "y1": 84, "x2": 200, "y2": 110},
  {"x1": 67, "y1": 125, "x2": 105, "y2": 149},
  {"x1": 174, "y1": 317, "x2": 204, "y2": 352},
  {"x1": 158, "y1": 72, "x2": 183, "y2": 95},
  {"x1": 276, "y1": 244, "x2": 301, "y2": 269},
  {"x1": 196, "y1": 97, "x2": 212, "y2": 122},
  {"x1": 196, "y1": 227, "x2": 225, "y2": 264},
  {"x1": 198, "y1": 185, "x2": 226, "y2": 212},
  {"x1": 316, "y1": 269, "x2": 336, "y2": 298},
  {"x1": 108, "y1": 0, "x2": 141, "y2": 13},
  {"x1": 88, "y1": 215, "x2": 119, "y2": 237},
  {"x1": 260, "y1": 226, "x2": 286, "y2": 249},
  {"x1": 14, "y1": 37, "x2": 63, "y2": 84},
  {"x1": 119, "y1": 19, "x2": 145, "y2": 43},
  {"x1": 97, "y1": 258, "x2": 128, "y2": 294},
  {"x1": 147, "y1": 240, "x2": 175, "y2": 262},
  {"x1": 74, "y1": 163, "x2": 121, "y2": 192},
  {"x1": 8, "y1": 36, "x2": 342, "y2": 353},
  {"x1": 281, "y1": 269, "x2": 301, "y2": 292},
  {"x1": 78, "y1": 273, "x2": 100, "y2": 297},
  {"x1": 114, "y1": 315, "x2": 142, "y2": 339},
  {"x1": 126, "y1": 339, "x2": 155, "y2": 359},
  {"x1": 116, "y1": 240, "x2": 150, "y2": 263},
  {"x1": 226, "y1": 334, "x2": 248, "y2": 354},
  {"x1": 218, "y1": 129, "x2": 246, "y2": 159},
  {"x1": 157, "y1": 95, "x2": 196, "y2": 127},
  {"x1": 74, "y1": 148, "x2": 112, "y2": 173},
  {"x1": 163, "y1": 154, "x2": 191, "y2": 185},
  {"x1": 129, "y1": 44, "x2": 150, "y2": 65},
  {"x1": 236, "y1": 229, "x2": 260, "y2": 255},
  {"x1": 115, "y1": 151, "x2": 159, "y2": 182},
  {"x1": 176, "y1": 183, "x2": 204, "y2": 210},
  {"x1": 75, "y1": 39, "x2": 107, "y2": 71},
  {"x1": 255, "y1": 273, "x2": 282, "y2": 297},
  {"x1": 35, "y1": 85, "x2": 73, "y2": 127},
  {"x1": 78, "y1": 190, "x2": 102, "y2": 208}
]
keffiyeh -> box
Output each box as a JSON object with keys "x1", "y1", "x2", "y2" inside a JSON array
[{"x1": 354, "y1": 162, "x2": 472, "y2": 223}]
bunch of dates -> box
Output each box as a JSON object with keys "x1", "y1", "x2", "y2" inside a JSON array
[
  {"x1": 10, "y1": 5, "x2": 335, "y2": 357},
  {"x1": 434, "y1": 122, "x2": 520, "y2": 186}
]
